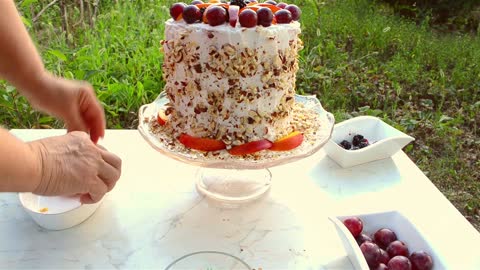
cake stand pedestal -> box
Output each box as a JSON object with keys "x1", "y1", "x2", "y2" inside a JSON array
[{"x1": 138, "y1": 92, "x2": 334, "y2": 207}]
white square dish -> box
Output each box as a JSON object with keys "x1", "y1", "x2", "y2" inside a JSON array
[
  {"x1": 329, "y1": 210, "x2": 446, "y2": 270},
  {"x1": 323, "y1": 116, "x2": 414, "y2": 168}
]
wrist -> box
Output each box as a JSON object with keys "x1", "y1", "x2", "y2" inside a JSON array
[{"x1": 25, "y1": 141, "x2": 47, "y2": 194}]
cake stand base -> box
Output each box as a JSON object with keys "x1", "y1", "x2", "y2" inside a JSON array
[{"x1": 195, "y1": 167, "x2": 272, "y2": 208}]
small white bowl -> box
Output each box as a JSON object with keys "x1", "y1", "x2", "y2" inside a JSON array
[
  {"x1": 323, "y1": 116, "x2": 414, "y2": 168},
  {"x1": 18, "y1": 193, "x2": 103, "y2": 231},
  {"x1": 329, "y1": 210, "x2": 446, "y2": 270}
]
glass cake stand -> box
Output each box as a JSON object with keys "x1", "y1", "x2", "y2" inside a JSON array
[{"x1": 138, "y1": 91, "x2": 334, "y2": 207}]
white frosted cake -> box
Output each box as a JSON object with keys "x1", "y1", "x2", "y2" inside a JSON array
[{"x1": 162, "y1": 20, "x2": 302, "y2": 144}]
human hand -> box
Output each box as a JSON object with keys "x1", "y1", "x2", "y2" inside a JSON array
[
  {"x1": 23, "y1": 73, "x2": 106, "y2": 143},
  {"x1": 27, "y1": 131, "x2": 122, "y2": 204}
]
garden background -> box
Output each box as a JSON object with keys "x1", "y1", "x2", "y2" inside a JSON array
[{"x1": 1, "y1": 0, "x2": 479, "y2": 231}]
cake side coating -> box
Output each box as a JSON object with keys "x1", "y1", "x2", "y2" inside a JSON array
[{"x1": 161, "y1": 19, "x2": 303, "y2": 146}]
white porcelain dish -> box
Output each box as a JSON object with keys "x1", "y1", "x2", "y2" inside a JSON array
[
  {"x1": 329, "y1": 210, "x2": 446, "y2": 270},
  {"x1": 323, "y1": 116, "x2": 414, "y2": 168},
  {"x1": 18, "y1": 193, "x2": 103, "y2": 230}
]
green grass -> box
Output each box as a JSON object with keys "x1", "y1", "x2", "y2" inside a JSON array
[{"x1": 2, "y1": 0, "x2": 479, "y2": 230}]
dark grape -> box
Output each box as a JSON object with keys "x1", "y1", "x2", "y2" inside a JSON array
[
  {"x1": 206, "y1": 6, "x2": 227, "y2": 26},
  {"x1": 239, "y1": 9, "x2": 257, "y2": 28},
  {"x1": 265, "y1": 0, "x2": 277, "y2": 4},
  {"x1": 275, "y1": 9, "x2": 292, "y2": 24},
  {"x1": 191, "y1": 0, "x2": 204, "y2": 4},
  {"x1": 257, "y1": 7, "x2": 273, "y2": 27},
  {"x1": 170, "y1": 3, "x2": 187, "y2": 20},
  {"x1": 182, "y1": 5, "x2": 202, "y2": 24},
  {"x1": 285, "y1": 4, "x2": 301, "y2": 21}
]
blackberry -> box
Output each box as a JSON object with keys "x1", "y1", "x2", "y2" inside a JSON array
[
  {"x1": 358, "y1": 138, "x2": 369, "y2": 149},
  {"x1": 230, "y1": 0, "x2": 247, "y2": 9},
  {"x1": 339, "y1": 140, "x2": 352, "y2": 150},
  {"x1": 352, "y1": 134, "x2": 364, "y2": 146}
]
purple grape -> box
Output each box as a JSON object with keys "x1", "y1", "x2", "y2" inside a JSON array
[
  {"x1": 206, "y1": 6, "x2": 227, "y2": 26},
  {"x1": 274, "y1": 9, "x2": 292, "y2": 24},
  {"x1": 170, "y1": 3, "x2": 187, "y2": 20},
  {"x1": 285, "y1": 4, "x2": 301, "y2": 21},
  {"x1": 257, "y1": 7, "x2": 273, "y2": 27},
  {"x1": 239, "y1": 9, "x2": 257, "y2": 28},
  {"x1": 265, "y1": 0, "x2": 277, "y2": 4},
  {"x1": 182, "y1": 5, "x2": 202, "y2": 24},
  {"x1": 191, "y1": 0, "x2": 204, "y2": 4}
]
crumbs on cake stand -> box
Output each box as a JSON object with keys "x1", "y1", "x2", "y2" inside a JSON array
[{"x1": 144, "y1": 102, "x2": 328, "y2": 164}]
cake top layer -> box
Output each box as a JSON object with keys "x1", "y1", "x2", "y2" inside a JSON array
[
  {"x1": 165, "y1": 19, "x2": 301, "y2": 51},
  {"x1": 168, "y1": 1, "x2": 302, "y2": 29}
]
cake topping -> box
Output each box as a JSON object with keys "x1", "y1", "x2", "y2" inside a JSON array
[
  {"x1": 170, "y1": 1, "x2": 301, "y2": 27},
  {"x1": 274, "y1": 9, "x2": 292, "y2": 24},
  {"x1": 239, "y1": 9, "x2": 257, "y2": 28}
]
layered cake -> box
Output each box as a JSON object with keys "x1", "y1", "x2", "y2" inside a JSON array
[{"x1": 149, "y1": 0, "x2": 323, "y2": 157}]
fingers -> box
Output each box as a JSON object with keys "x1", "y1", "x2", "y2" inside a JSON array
[
  {"x1": 78, "y1": 86, "x2": 106, "y2": 144},
  {"x1": 98, "y1": 161, "x2": 120, "y2": 191},
  {"x1": 80, "y1": 177, "x2": 108, "y2": 204},
  {"x1": 97, "y1": 146, "x2": 121, "y2": 191}
]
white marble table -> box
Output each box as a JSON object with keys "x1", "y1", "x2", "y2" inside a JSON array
[{"x1": 1, "y1": 129, "x2": 479, "y2": 269}]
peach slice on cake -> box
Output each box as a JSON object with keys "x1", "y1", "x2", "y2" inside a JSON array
[
  {"x1": 269, "y1": 131, "x2": 304, "y2": 151},
  {"x1": 157, "y1": 110, "x2": 168, "y2": 126},
  {"x1": 178, "y1": 134, "x2": 226, "y2": 152},
  {"x1": 228, "y1": 139, "x2": 273, "y2": 156}
]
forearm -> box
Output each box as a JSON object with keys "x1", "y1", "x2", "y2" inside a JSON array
[
  {"x1": 0, "y1": 128, "x2": 40, "y2": 193},
  {"x1": 0, "y1": 0, "x2": 46, "y2": 96}
]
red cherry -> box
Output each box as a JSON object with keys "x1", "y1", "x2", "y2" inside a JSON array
[
  {"x1": 276, "y1": 2, "x2": 287, "y2": 9},
  {"x1": 387, "y1": 240, "x2": 409, "y2": 258},
  {"x1": 360, "y1": 241, "x2": 381, "y2": 268},
  {"x1": 274, "y1": 9, "x2": 292, "y2": 24},
  {"x1": 239, "y1": 9, "x2": 257, "y2": 28},
  {"x1": 206, "y1": 6, "x2": 227, "y2": 26},
  {"x1": 182, "y1": 5, "x2": 202, "y2": 24},
  {"x1": 388, "y1": 255, "x2": 412, "y2": 270},
  {"x1": 343, "y1": 216, "x2": 363, "y2": 238},
  {"x1": 257, "y1": 7, "x2": 273, "y2": 27},
  {"x1": 373, "y1": 228, "x2": 398, "y2": 249},
  {"x1": 170, "y1": 3, "x2": 187, "y2": 20},
  {"x1": 410, "y1": 251, "x2": 433, "y2": 270},
  {"x1": 285, "y1": 4, "x2": 301, "y2": 21}
]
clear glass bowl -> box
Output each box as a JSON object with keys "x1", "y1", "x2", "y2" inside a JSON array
[{"x1": 165, "y1": 251, "x2": 251, "y2": 270}]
